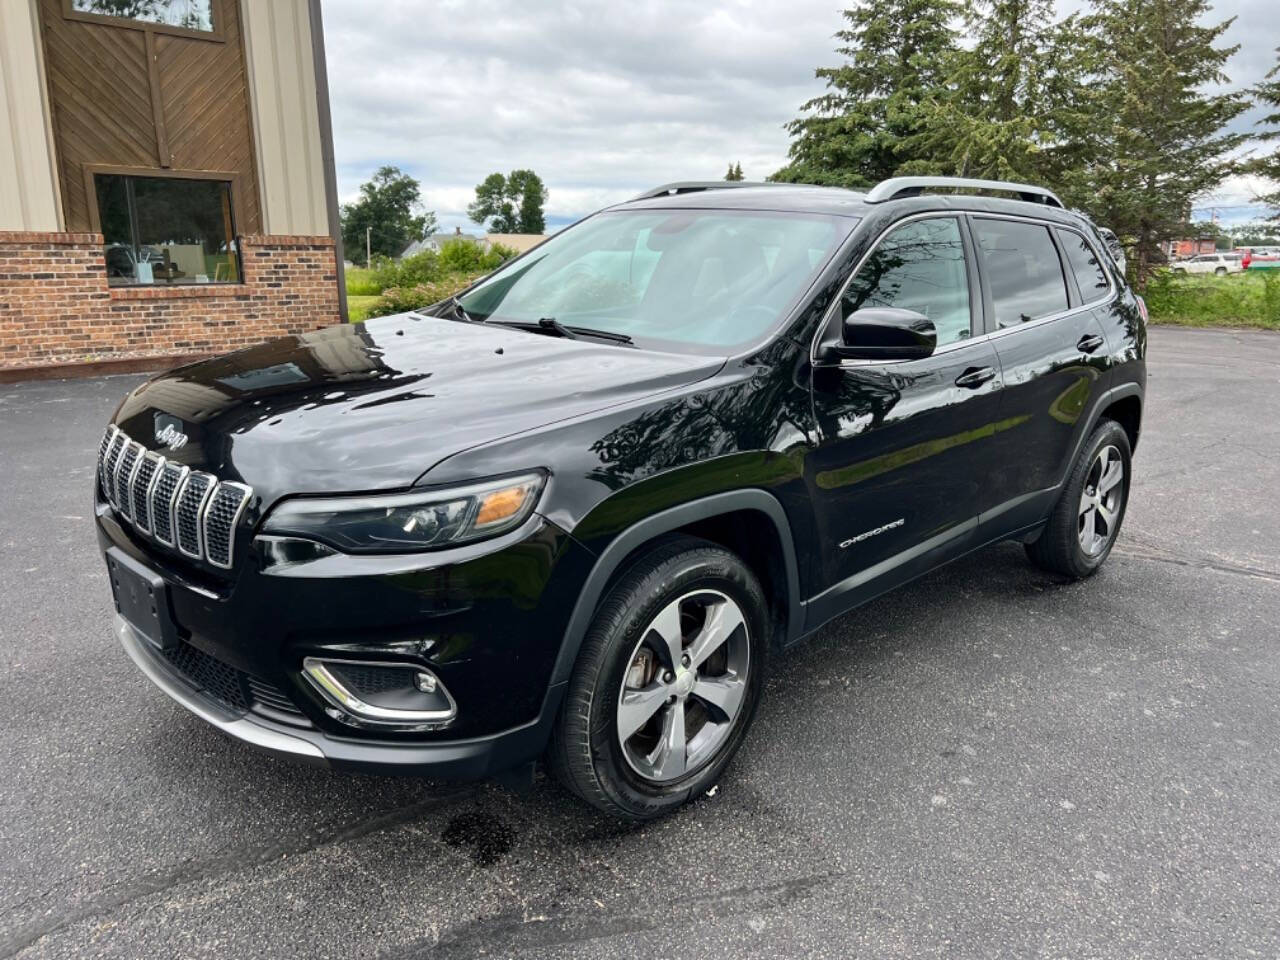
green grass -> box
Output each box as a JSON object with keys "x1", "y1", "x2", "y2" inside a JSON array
[
  {"x1": 344, "y1": 266, "x2": 382, "y2": 297},
  {"x1": 1145, "y1": 269, "x2": 1280, "y2": 330},
  {"x1": 346, "y1": 295, "x2": 379, "y2": 323}
]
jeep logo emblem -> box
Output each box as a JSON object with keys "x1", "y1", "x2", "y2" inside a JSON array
[{"x1": 154, "y1": 414, "x2": 188, "y2": 451}]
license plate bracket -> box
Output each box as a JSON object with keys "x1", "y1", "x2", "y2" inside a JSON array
[{"x1": 106, "y1": 547, "x2": 179, "y2": 650}]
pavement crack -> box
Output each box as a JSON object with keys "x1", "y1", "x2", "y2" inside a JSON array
[
  {"x1": 380, "y1": 869, "x2": 846, "y2": 959},
  {"x1": 1115, "y1": 542, "x2": 1280, "y2": 584},
  {"x1": 0, "y1": 788, "x2": 476, "y2": 959}
]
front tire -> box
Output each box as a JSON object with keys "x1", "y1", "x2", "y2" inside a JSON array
[
  {"x1": 548, "y1": 537, "x2": 768, "y2": 820},
  {"x1": 1025, "y1": 419, "x2": 1132, "y2": 578}
]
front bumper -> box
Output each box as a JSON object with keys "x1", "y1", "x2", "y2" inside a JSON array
[
  {"x1": 98, "y1": 487, "x2": 597, "y2": 775},
  {"x1": 116, "y1": 615, "x2": 566, "y2": 777}
]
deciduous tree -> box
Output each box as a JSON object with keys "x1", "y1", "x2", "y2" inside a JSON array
[
  {"x1": 340, "y1": 166, "x2": 435, "y2": 266},
  {"x1": 468, "y1": 170, "x2": 549, "y2": 234}
]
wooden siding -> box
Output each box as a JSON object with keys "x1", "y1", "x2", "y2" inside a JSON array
[{"x1": 37, "y1": 0, "x2": 261, "y2": 233}]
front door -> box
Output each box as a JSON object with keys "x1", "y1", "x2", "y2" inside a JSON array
[{"x1": 806, "y1": 216, "x2": 1005, "y2": 620}]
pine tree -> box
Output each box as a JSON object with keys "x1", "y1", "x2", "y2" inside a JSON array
[
  {"x1": 1062, "y1": 0, "x2": 1248, "y2": 282},
  {"x1": 908, "y1": 0, "x2": 1082, "y2": 183},
  {"x1": 771, "y1": 0, "x2": 962, "y2": 187},
  {"x1": 724, "y1": 162, "x2": 745, "y2": 181},
  {"x1": 1252, "y1": 47, "x2": 1280, "y2": 215}
]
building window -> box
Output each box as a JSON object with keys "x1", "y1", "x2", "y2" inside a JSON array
[
  {"x1": 95, "y1": 174, "x2": 240, "y2": 286},
  {"x1": 69, "y1": 0, "x2": 214, "y2": 32}
]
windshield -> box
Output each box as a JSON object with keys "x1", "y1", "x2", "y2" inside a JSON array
[{"x1": 456, "y1": 209, "x2": 851, "y2": 352}]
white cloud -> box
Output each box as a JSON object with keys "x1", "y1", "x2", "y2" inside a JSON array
[{"x1": 320, "y1": 0, "x2": 1278, "y2": 231}]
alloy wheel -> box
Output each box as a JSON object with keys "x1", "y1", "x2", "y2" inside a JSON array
[
  {"x1": 616, "y1": 589, "x2": 750, "y2": 783},
  {"x1": 1078, "y1": 444, "x2": 1124, "y2": 557}
]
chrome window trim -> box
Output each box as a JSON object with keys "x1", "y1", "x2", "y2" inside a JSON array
[
  {"x1": 811, "y1": 209, "x2": 1119, "y2": 370},
  {"x1": 203, "y1": 481, "x2": 253, "y2": 570}
]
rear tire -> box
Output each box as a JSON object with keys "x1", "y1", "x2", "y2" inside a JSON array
[
  {"x1": 1025, "y1": 419, "x2": 1132, "y2": 579},
  {"x1": 548, "y1": 536, "x2": 768, "y2": 820},
  {"x1": 1215, "y1": 266, "x2": 1227, "y2": 276}
]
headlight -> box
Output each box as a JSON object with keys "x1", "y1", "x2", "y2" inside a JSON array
[{"x1": 260, "y1": 472, "x2": 545, "y2": 553}]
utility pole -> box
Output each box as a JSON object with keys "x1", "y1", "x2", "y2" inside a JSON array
[{"x1": 365, "y1": 226, "x2": 372, "y2": 267}]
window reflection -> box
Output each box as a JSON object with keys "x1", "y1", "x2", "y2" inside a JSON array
[
  {"x1": 842, "y1": 218, "x2": 972, "y2": 347},
  {"x1": 95, "y1": 174, "x2": 239, "y2": 286},
  {"x1": 973, "y1": 219, "x2": 1069, "y2": 327},
  {"x1": 70, "y1": 0, "x2": 213, "y2": 31},
  {"x1": 1056, "y1": 229, "x2": 1110, "y2": 302}
]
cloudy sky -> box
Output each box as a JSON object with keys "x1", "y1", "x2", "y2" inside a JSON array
[{"x1": 319, "y1": 1, "x2": 1278, "y2": 232}]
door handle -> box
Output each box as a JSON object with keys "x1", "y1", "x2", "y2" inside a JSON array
[
  {"x1": 954, "y1": 366, "x2": 996, "y2": 389},
  {"x1": 1077, "y1": 334, "x2": 1105, "y2": 353}
]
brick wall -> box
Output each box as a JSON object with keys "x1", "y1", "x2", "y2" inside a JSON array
[{"x1": 0, "y1": 231, "x2": 341, "y2": 371}]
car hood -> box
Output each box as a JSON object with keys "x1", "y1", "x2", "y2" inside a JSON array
[{"x1": 112, "y1": 315, "x2": 724, "y2": 503}]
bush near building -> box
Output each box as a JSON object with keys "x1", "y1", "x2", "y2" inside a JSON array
[{"x1": 345, "y1": 239, "x2": 518, "y2": 321}]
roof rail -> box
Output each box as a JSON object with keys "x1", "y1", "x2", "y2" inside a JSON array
[
  {"x1": 629, "y1": 181, "x2": 773, "y2": 202},
  {"x1": 864, "y1": 176, "x2": 1064, "y2": 208}
]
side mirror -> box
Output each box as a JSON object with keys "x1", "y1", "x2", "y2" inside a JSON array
[{"x1": 821, "y1": 307, "x2": 936, "y2": 362}]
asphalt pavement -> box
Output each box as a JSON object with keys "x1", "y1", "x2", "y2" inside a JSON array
[{"x1": 2, "y1": 326, "x2": 1278, "y2": 958}]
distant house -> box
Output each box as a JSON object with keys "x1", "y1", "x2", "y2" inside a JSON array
[
  {"x1": 400, "y1": 228, "x2": 482, "y2": 259},
  {"x1": 485, "y1": 234, "x2": 545, "y2": 254},
  {"x1": 1163, "y1": 236, "x2": 1218, "y2": 260}
]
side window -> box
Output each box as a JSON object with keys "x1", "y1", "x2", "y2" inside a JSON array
[
  {"x1": 972, "y1": 219, "x2": 1069, "y2": 327},
  {"x1": 1056, "y1": 229, "x2": 1110, "y2": 303},
  {"x1": 842, "y1": 218, "x2": 973, "y2": 347}
]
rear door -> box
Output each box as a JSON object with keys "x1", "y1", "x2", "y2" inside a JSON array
[
  {"x1": 972, "y1": 216, "x2": 1114, "y2": 534},
  {"x1": 805, "y1": 215, "x2": 1003, "y2": 616}
]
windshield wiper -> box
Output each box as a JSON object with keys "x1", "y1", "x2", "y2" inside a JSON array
[
  {"x1": 448, "y1": 296, "x2": 479, "y2": 323},
  {"x1": 536, "y1": 317, "x2": 633, "y2": 345}
]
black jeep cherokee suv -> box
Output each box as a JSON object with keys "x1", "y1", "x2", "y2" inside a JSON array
[{"x1": 97, "y1": 176, "x2": 1146, "y2": 820}]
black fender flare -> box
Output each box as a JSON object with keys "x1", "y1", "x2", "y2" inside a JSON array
[
  {"x1": 549, "y1": 489, "x2": 803, "y2": 688},
  {"x1": 1068, "y1": 381, "x2": 1143, "y2": 474}
]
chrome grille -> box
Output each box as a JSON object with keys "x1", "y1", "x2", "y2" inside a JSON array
[
  {"x1": 130, "y1": 453, "x2": 161, "y2": 533},
  {"x1": 96, "y1": 425, "x2": 253, "y2": 570},
  {"x1": 115, "y1": 443, "x2": 142, "y2": 520},
  {"x1": 175, "y1": 472, "x2": 214, "y2": 558},
  {"x1": 102, "y1": 430, "x2": 128, "y2": 506},
  {"x1": 151, "y1": 462, "x2": 188, "y2": 546},
  {"x1": 203, "y1": 483, "x2": 252, "y2": 569}
]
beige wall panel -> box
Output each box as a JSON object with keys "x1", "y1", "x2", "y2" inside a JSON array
[
  {"x1": 0, "y1": 0, "x2": 61, "y2": 230},
  {"x1": 241, "y1": 0, "x2": 328, "y2": 236}
]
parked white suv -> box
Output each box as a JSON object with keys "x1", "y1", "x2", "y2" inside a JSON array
[{"x1": 1172, "y1": 253, "x2": 1243, "y2": 276}]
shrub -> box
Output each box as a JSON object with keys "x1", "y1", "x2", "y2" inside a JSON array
[
  {"x1": 365, "y1": 272, "x2": 488, "y2": 320},
  {"x1": 437, "y1": 238, "x2": 519, "y2": 274},
  {"x1": 1144, "y1": 269, "x2": 1280, "y2": 329}
]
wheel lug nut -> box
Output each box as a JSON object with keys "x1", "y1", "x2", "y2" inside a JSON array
[
  {"x1": 663, "y1": 671, "x2": 674, "y2": 684},
  {"x1": 680, "y1": 654, "x2": 690, "y2": 667},
  {"x1": 667, "y1": 694, "x2": 677, "y2": 704}
]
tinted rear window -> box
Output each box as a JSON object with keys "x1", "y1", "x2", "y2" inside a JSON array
[
  {"x1": 972, "y1": 219, "x2": 1069, "y2": 327},
  {"x1": 1056, "y1": 229, "x2": 1110, "y2": 303}
]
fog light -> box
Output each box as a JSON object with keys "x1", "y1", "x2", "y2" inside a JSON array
[{"x1": 301, "y1": 657, "x2": 456, "y2": 730}]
